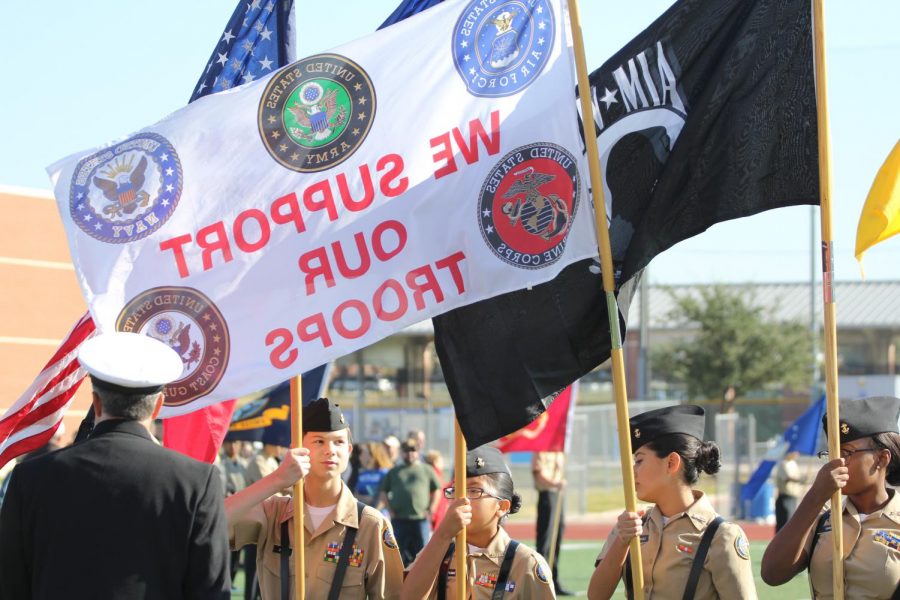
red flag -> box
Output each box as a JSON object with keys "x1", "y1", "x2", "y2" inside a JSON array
[
  {"x1": 163, "y1": 400, "x2": 237, "y2": 463},
  {"x1": 495, "y1": 385, "x2": 575, "y2": 453},
  {"x1": 0, "y1": 312, "x2": 96, "y2": 468}
]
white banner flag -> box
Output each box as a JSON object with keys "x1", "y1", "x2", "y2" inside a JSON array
[{"x1": 48, "y1": 0, "x2": 598, "y2": 417}]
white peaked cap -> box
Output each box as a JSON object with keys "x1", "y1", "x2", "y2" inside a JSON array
[{"x1": 78, "y1": 332, "x2": 183, "y2": 392}]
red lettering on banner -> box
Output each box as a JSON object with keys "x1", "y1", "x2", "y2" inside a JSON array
[
  {"x1": 406, "y1": 264, "x2": 444, "y2": 310},
  {"x1": 298, "y1": 247, "x2": 335, "y2": 295},
  {"x1": 266, "y1": 251, "x2": 468, "y2": 370},
  {"x1": 156, "y1": 153, "x2": 407, "y2": 278},
  {"x1": 197, "y1": 222, "x2": 233, "y2": 271},
  {"x1": 234, "y1": 209, "x2": 271, "y2": 252},
  {"x1": 377, "y1": 154, "x2": 408, "y2": 197},
  {"x1": 333, "y1": 232, "x2": 371, "y2": 279},
  {"x1": 271, "y1": 192, "x2": 306, "y2": 233},
  {"x1": 159, "y1": 234, "x2": 192, "y2": 278},
  {"x1": 430, "y1": 110, "x2": 501, "y2": 180}
]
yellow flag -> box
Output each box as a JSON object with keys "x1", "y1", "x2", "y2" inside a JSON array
[{"x1": 856, "y1": 140, "x2": 900, "y2": 272}]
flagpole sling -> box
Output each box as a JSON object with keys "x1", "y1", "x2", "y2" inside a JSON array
[
  {"x1": 812, "y1": 1, "x2": 843, "y2": 597},
  {"x1": 290, "y1": 376, "x2": 305, "y2": 600},
  {"x1": 453, "y1": 419, "x2": 467, "y2": 600},
  {"x1": 566, "y1": 0, "x2": 644, "y2": 597}
]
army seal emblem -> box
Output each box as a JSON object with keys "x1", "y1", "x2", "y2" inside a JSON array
[
  {"x1": 116, "y1": 286, "x2": 229, "y2": 407},
  {"x1": 258, "y1": 53, "x2": 375, "y2": 173},
  {"x1": 478, "y1": 142, "x2": 579, "y2": 269},
  {"x1": 69, "y1": 133, "x2": 182, "y2": 244},
  {"x1": 452, "y1": 0, "x2": 554, "y2": 97}
]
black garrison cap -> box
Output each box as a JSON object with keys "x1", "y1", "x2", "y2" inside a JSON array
[
  {"x1": 823, "y1": 396, "x2": 900, "y2": 443},
  {"x1": 302, "y1": 398, "x2": 347, "y2": 434},
  {"x1": 466, "y1": 445, "x2": 512, "y2": 478},
  {"x1": 630, "y1": 405, "x2": 706, "y2": 452}
]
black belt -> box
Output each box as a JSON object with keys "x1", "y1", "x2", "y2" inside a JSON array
[
  {"x1": 437, "y1": 539, "x2": 520, "y2": 600},
  {"x1": 277, "y1": 501, "x2": 365, "y2": 600}
]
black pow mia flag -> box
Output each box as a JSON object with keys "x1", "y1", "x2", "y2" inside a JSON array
[{"x1": 433, "y1": 0, "x2": 819, "y2": 447}]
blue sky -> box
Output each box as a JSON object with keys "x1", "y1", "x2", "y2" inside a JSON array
[{"x1": 1, "y1": 0, "x2": 897, "y2": 285}]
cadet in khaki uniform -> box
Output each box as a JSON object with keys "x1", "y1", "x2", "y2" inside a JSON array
[
  {"x1": 762, "y1": 396, "x2": 900, "y2": 599},
  {"x1": 226, "y1": 398, "x2": 404, "y2": 599},
  {"x1": 402, "y1": 445, "x2": 555, "y2": 599},
  {"x1": 588, "y1": 405, "x2": 757, "y2": 600}
]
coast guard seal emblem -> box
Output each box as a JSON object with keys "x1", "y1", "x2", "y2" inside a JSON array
[
  {"x1": 452, "y1": 0, "x2": 554, "y2": 97},
  {"x1": 116, "y1": 286, "x2": 229, "y2": 407},
  {"x1": 478, "y1": 142, "x2": 579, "y2": 269},
  {"x1": 258, "y1": 54, "x2": 375, "y2": 173},
  {"x1": 69, "y1": 133, "x2": 182, "y2": 244}
]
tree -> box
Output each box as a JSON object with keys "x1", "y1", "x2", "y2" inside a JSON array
[{"x1": 652, "y1": 285, "x2": 812, "y2": 413}]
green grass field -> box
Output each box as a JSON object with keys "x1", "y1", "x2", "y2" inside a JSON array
[{"x1": 231, "y1": 540, "x2": 812, "y2": 598}]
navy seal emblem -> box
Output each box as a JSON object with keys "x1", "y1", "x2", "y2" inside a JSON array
[
  {"x1": 382, "y1": 526, "x2": 398, "y2": 549},
  {"x1": 452, "y1": 0, "x2": 554, "y2": 97},
  {"x1": 69, "y1": 133, "x2": 182, "y2": 243},
  {"x1": 116, "y1": 286, "x2": 229, "y2": 407},
  {"x1": 478, "y1": 142, "x2": 579, "y2": 269},
  {"x1": 258, "y1": 54, "x2": 375, "y2": 173}
]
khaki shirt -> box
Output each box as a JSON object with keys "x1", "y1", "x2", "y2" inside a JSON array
[
  {"x1": 804, "y1": 490, "x2": 900, "y2": 599},
  {"x1": 408, "y1": 526, "x2": 556, "y2": 599},
  {"x1": 230, "y1": 482, "x2": 403, "y2": 599},
  {"x1": 246, "y1": 453, "x2": 279, "y2": 486},
  {"x1": 532, "y1": 452, "x2": 564, "y2": 493},
  {"x1": 597, "y1": 492, "x2": 757, "y2": 599}
]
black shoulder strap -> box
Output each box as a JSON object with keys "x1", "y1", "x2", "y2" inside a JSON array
[
  {"x1": 681, "y1": 516, "x2": 724, "y2": 600},
  {"x1": 280, "y1": 519, "x2": 291, "y2": 600},
  {"x1": 807, "y1": 510, "x2": 831, "y2": 571},
  {"x1": 491, "y1": 540, "x2": 520, "y2": 600},
  {"x1": 327, "y1": 501, "x2": 366, "y2": 600},
  {"x1": 624, "y1": 514, "x2": 650, "y2": 600},
  {"x1": 438, "y1": 542, "x2": 456, "y2": 600}
]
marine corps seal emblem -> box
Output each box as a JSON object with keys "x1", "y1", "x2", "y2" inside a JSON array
[
  {"x1": 478, "y1": 142, "x2": 579, "y2": 269},
  {"x1": 69, "y1": 133, "x2": 182, "y2": 244},
  {"x1": 116, "y1": 286, "x2": 229, "y2": 407},
  {"x1": 452, "y1": 0, "x2": 555, "y2": 97},
  {"x1": 258, "y1": 53, "x2": 375, "y2": 173}
]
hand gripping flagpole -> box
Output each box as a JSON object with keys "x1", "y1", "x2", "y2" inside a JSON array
[
  {"x1": 454, "y1": 419, "x2": 467, "y2": 600},
  {"x1": 566, "y1": 0, "x2": 644, "y2": 597},
  {"x1": 290, "y1": 376, "x2": 305, "y2": 599},
  {"x1": 812, "y1": 1, "x2": 843, "y2": 597}
]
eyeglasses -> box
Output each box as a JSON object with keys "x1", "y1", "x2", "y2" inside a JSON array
[
  {"x1": 817, "y1": 447, "x2": 878, "y2": 460},
  {"x1": 443, "y1": 487, "x2": 503, "y2": 500}
]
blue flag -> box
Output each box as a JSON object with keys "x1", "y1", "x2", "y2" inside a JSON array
[
  {"x1": 741, "y1": 395, "x2": 825, "y2": 504},
  {"x1": 190, "y1": 0, "x2": 295, "y2": 102},
  {"x1": 226, "y1": 364, "x2": 330, "y2": 447}
]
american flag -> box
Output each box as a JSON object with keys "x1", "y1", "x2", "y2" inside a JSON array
[{"x1": 0, "y1": 0, "x2": 295, "y2": 469}]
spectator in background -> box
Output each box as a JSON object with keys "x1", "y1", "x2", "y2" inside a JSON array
[
  {"x1": 383, "y1": 435, "x2": 401, "y2": 465},
  {"x1": 774, "y1": 450, "x2": 803, "y2": 532},
  {"x1": 220, "y1": 438, "x2": 248, "y2": 594},
  {"x1": 357, "y1": 442, "x2": 393, "y2": 506},
  {"x1": 242, "y1": 443, "x2": 285, "y2": 600},
  {"x1": 379, "y1": 439, "x2": 441, "y2": 565},
  {"x1": 407, "y1": 429, "x2": 426, "y2": 453},
  {"x1": 424, "y1": 449, "x2": 448, "y2": 530},
  {"x1": 533, "y1": 450, "x2": 571, "y2": 596},
  {"x1": 347, "y1": 442, "x2": 364, "y2": 492}
]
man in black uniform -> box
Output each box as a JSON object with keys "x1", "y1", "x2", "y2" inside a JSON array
[{"x1": 0, "y1": 332, "x2": 230, "y2": 599}]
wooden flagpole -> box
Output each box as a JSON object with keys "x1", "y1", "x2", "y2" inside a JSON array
[
  {"x1": 290, "y1": 375, "x2": 305, "y2": 600},
  {"x1": 566, "y1": 0, "x2": 644, "y2": 597},
  {"x1": 454, "y1": 419, "x2": 467, "y2": 600},
  {"x1": 812, "y1": 1, "x2": 843, "y2": 597}
]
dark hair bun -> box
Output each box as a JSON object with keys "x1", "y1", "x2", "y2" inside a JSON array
[
  {"x1": 696, "y1": 441, "x2": 721, "y2": 475},
  {"x1": 508, "y1": 492, "x2": 522, "y2": 515}
]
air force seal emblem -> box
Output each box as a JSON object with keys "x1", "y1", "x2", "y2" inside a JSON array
[
  {"x1": 258, "y1": 54, "x2": 375, "y2": 173},
  {"x1": 479, "y1": 142, "x2": 579, "y2": 269},
  {"x1": 453, "y1": 0, "x2": 554, "y2": 97},
  {"x1": 116, "y1": 286, "x2": 229, "y2": 407},
  {"x1": 69, "y1": 133, "x2": 182, "y2": 243}
]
